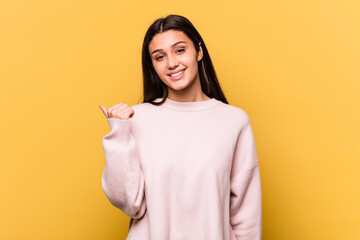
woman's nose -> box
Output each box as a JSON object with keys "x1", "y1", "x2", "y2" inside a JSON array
[{"x1": 167, "y1": 54, "x2": 179, "y2": 69}]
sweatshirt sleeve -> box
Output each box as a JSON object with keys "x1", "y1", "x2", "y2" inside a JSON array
[
  {"x1": 230, "y1": 116, "x2": 262, "y2": 239},
  {"x1": 101, "y1": 117, "x2": 146, "y2": 219}
]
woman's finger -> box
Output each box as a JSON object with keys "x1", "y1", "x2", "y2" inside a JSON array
[
  {"x1": 129, "y1": 107, "x2": 135, "y2": 118},
  {"x1": 99, "y1": 105, "x2": 109, "y2": 118},
  {"x1": 109, "y1": 106, "x2": 135, "y2": 120},
  {"x1": 108, "y1": 103, "x2": 128, "y2": 115}
]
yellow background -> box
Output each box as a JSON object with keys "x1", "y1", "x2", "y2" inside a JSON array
[{"x1": 1, "y1": 0, "x2": 359, "y2": 239}]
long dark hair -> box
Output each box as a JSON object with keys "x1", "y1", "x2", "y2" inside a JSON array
[{"x1": 141, "y1": 14, "x2": 228, "y2": 105}]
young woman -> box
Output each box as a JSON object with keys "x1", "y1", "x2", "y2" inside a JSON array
[{"x1": 99, "y1": 14, "x2": 262, "y2": 240}]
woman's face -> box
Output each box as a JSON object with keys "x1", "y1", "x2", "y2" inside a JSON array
[{"x1": 148, "y1": 30, "x2": 203, "y2": 96}]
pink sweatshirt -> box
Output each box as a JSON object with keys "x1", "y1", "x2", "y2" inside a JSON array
[{"x1": 101, "y1": 97, "x2": 262, "y2": 240}]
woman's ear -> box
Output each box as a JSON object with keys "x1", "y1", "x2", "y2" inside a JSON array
[{"x1": 197, "y1": 42, "x2": 203, "y2": 61}]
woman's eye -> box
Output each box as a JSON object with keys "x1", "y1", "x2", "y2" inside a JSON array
[
  {"x1": 155, "y1": 55, "x2": 164, "y2": 61},
  {"x1": 177, "y1": 48, "x2": 185, "y2": 53}
]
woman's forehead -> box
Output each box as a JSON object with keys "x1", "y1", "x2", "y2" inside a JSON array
[{"x1": 149, "y1": 30, "x2": 191, "y2": 52}]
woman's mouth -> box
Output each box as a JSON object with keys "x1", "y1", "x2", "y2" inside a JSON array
[{"x1": 168, "y1": 69, "x2": 186, "y2": 80}]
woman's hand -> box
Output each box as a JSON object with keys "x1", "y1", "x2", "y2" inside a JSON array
[{"x1": 99, "y1": 103, "x2": 135, "y2": 120}]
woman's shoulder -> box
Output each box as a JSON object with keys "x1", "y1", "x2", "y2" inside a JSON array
[
  {"x1": 217, "y1": 100, "x2": 251, "y2": 124},
  {"x1": 129, "y1": 101, "x2": 153, "y2": 115},
  {"x1": 131, "y1": 101, "x2": 152, "y2": 110}
]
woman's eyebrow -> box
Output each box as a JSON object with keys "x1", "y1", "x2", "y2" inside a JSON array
[{"x1": 151, "y1": 41, "x2": 187, "y2": 55}]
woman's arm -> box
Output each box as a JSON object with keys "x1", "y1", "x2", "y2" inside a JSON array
[
  {"x1": 230, "y1": 115, "x2": 262, "y2": 239},
  {"x1": 101, "y1": 117, "x2": 146, "y2": 219}
]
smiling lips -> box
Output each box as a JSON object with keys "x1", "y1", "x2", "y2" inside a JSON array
[{"x1": 168, "y1": 69, "x2": 186, "y2": 80}]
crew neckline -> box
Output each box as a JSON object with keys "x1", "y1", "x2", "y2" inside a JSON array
[{"x1": 153, "y1": 97, "x2": 221, "y2": 112}]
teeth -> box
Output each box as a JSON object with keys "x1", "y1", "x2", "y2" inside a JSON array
[{"x1": 171, "y1": 70, "x2": 184, "y2": 77}]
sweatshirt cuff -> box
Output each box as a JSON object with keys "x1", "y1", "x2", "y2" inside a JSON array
[{"x1": 106, "y1": 117, "x2": 131, "y2": 130}]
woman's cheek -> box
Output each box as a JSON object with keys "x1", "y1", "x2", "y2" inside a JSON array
[{"x1": 153, "y1": 64, "x2": 162, "y2": 76}]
